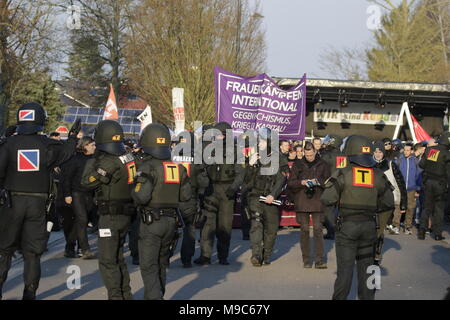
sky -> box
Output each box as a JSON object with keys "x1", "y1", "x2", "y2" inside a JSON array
[
  {"x1": 256, "y1": 0, "x2": 380, "y2": 79},
  {"x1": 53, "y1": 0, "x2": 397, "y2": 81}
]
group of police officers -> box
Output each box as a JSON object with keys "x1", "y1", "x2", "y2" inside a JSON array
[{"x1": 0, "y1": 102, "x2": 449, "y2": 300}]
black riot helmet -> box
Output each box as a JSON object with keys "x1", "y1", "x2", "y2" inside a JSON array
[
  {"x1": 322, "y1": 134, "x2": 343, "y2": 149},
  {"x1": 16, "y1": 102, "x2": 47, "y2": 135},
  {"x1": 258, "y1": 127, "x2": 272, "y2": 141},
  {"x1": 94, "y1": 120, "x2": 126, "y2": 155},
  {"x1": 257, "y1": 127, "x2": 273, "y2": 153},
  {"x1": 342, "y1": 135, "x2": 375, "y2": 167},
  {"x1": 175, "y1": 130, "x2": 194, "y2": 155},
  {"x1": 175, "y1": 130, "x2": 194, "y2": 145},
  {"x1": 214, "y1": 122, "x2": 232, "y2": 136},
  {"x1": 140, "y1": 123, "x2": 172, "y2": 160},
  {"x1": 438, "y1": 131, "x2": 450, "y2": 148}
]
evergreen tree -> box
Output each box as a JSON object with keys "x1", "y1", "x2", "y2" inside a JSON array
[
  {"x1": 64, "y1": 31, "x2": 107, "y2": 107},
  {"x1": 8, "y1": 72, "x2": 65, "y2": 132},
  {"x1": 367, "y1": 0, "x2": 449, "y2": 83}
]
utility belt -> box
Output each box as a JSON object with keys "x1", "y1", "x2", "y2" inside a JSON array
[
  {"x1": 97, "y1": 200, "x2": 135, "y2": 216},
  {"x1": 336, "y1": 211, "x2": 377, "y2": 231},
  {"x1": 213, "y1": 181, "x2": 233, "y2": 185},
  {"x1": 139, "y1": 207, "x2": 179, "y2": 225},
  {"x1": 10, "y1": 191, "x2": 48, "y2": 199}
]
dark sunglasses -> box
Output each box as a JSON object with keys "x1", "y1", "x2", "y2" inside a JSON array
[{"x1": 384, "y1": 142, "x2": 391, "y2": 146}]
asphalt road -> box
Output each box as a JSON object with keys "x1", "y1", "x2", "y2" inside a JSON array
[{"x1": 2, "y1": 225, "x2": 449, "y2": 300}]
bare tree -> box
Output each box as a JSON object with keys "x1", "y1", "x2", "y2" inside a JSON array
[
  {"x1": 0, "y1": 0, "x2": 59, "y2": 132},
  {"x1": 57, "y1": 0, "x2": 134, "y2": 97},
  {"x1": 319, "y1": 46, "x2": 368, "y2": 80},
  {"x1": 125, "y1": 0, "x2": 266, "y2": 127}
]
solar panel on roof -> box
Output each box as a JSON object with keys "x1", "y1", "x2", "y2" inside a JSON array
[
  {"x1": 63, "y1": 107, "x2": 143, "y2": 132},
  {"x1": 87, "y1": 115, "x2": 100, "y2": 124},
  {"x1": 67, "y1": 107, "x2": 78, "y2": 114}
]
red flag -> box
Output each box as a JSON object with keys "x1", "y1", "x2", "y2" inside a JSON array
[
  {"x1": 102, "y1": 84, "x2": 119, "y2": 120},
  {"x1": 411, "y1": 114, "x2": 431, "y2": 142}
]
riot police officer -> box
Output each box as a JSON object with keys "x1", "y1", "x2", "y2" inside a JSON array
[
  {"x1": 81, "y1": 120, "x2": 136, "y2": 300},
  {"x1": 246, "y1": 128, "x2": 285, "y2": 266},
  {"x1": 172, "y1": 130, "x2": 209, "y2": 268},
  {"x1": 131, "y1": 123, "x2": 192, "y2": 300},
  {"x1": 194, "y1": 122, "x2": 246, "y2": 265},
  {"x1": 0, "y1": 102, "x2": 80, "y2": 300},
  {"x1": 418, "y1": 131, "x2": 450, "y2": 241},
  {"x1": 320, "y1": 134, "x2": 346, "y2": 240},
  {"x1": 321, "y1": 135, "x2": 392, "y2": 300}
]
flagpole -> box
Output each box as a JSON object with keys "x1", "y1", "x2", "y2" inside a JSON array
[
  {"x1": 403, "y1": 102, "x2": 417, "y2": 143},
  {"x1": 392, "y1": 102, "x2": 406, "y2": 141}
]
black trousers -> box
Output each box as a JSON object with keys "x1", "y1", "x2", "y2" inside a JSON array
[
  {"x1": 421, "y1": 179, "x2": 447, "y2": 236},
  {"x1": 248, "y1": 198, "x2": 279, "y2": 260},
  {"x1": 128, "y1": 214, "x2": 140, "y2": 259},
  {"x1": 240, "y1": 196, "x2": 251, "y2": 239},
  {"x1": 181, "y1": 222, "x2": 196, "y2": 264},
  {"x1": 0, "y1": 195, "x2": 50, "y2": 299},
  {"x1": 139, "y1": 216, "x2": 177, "y2": 300},
  {"x1": 200, "y1": 183, "x2": 234, "y2": 260},
  {"x1": 97, "y1": 214, "x2": 132, "y2": 300},
  {"x1": 333, "y1": 219, "x2": 377, "y2": 300},
  {"x1": 72, "y1": 192, "x2": 94, "y2": 252},
  {"x1": 60, "y1": 205, "x2": 76, "y2": 252}
]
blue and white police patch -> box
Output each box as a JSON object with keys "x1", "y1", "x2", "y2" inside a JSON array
[{"x1": 17, "y1": 150, "x2": 40, "y2": 172}]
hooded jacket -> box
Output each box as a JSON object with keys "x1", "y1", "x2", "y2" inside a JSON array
[
  {"x1": 373, "y1": 142, "x2": 407, "y2": 210},
  {"x1": 397, "y1": 154, "x2": 421, "y2": 192}
]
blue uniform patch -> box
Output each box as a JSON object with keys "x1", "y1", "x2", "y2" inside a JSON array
[
  {"x1": 18, "y1": 110, "x2": 35, "y2": 121},
  {"x1": 17, "y1": 150, "x2": 40, "y2": 172}
]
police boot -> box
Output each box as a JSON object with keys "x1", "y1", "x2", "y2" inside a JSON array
[
  {"x1": 251, "y1": 256, "x2": 262, "y2": 267},
  {"x1": 417, "y1": 230, "x2": 425, "y2": 240},
  {"x1": 193, "y1": 256, "x2": 211, "y2": 265},
  {"x1": 22, "y1": 285, "x2": 37, "y2": 300},
  {"x1": 218, "y1": 259, "x2": 230, "y2": 265},
  {"x1": 434, "y1": 235, "x2": 445, "y2": 241},
  {"x1": 262, "y1": 257, "x2": 271, "y2": 266}
]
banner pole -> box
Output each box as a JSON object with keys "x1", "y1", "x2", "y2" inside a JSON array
[
  {"x1": 392, "y1": 102, "x2": 406, "y2": 140},
  {"x1": 403, "y1": 102, "x2": 417, "y2": 143}
]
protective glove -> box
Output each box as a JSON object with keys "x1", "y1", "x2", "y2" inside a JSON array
[
  {"x1": 225, "y1": 187, "x2": 236, "y2": 200},
  {"x1": 68, "y1": 118, "x2": 81, "y2": 137}
]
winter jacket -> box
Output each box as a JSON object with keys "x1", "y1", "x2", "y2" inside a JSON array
[
  {"x1": 287, "y1": 157, "x2": 330, "y2": 213},
  {"x1": 61, "y1": 152, "x2": 94, "y2": 197},
  {"x1": 397, "y1": 154, "x2": 421, "y2": 192},
  {"x1": 374, "y1": 158, "x2": 407, "y2": 210}
]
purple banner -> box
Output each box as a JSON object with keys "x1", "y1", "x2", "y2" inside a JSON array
[{"x1": 215, "y1": 66, "x2": 306, "y2": 140}]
